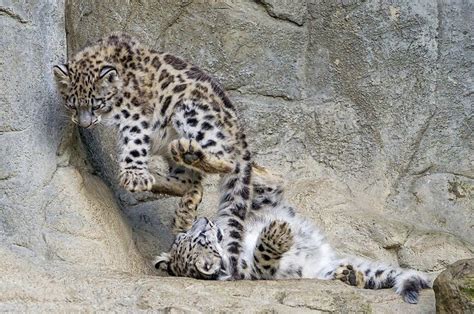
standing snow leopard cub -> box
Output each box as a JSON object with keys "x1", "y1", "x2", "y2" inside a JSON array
[
  {"x1": 53, "y1": 34, "x2": 254, "y2": 260},
  {"x1": 154, "y1": 166, "x2": 432, "y2": 304}
]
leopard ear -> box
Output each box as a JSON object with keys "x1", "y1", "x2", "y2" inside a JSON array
[
  {"x1": 53, "y1": 64, "x2": 68, "y2": 77},
  {"x1": 53, "y1": 64, "x2": 70, "y2": 94},
  {"x1": 153, "y1": 253, "x2": 170, "y2": 271},
  {"x1": 99, "y1": 65, "x2": 118, "y2": 81}
]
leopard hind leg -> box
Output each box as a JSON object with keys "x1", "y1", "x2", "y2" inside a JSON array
[
  {"x1": 169, "y1": 138, "x2": 233, "y2": 174},
  {"x1": 252, "y1": 220, "x2": 294, "y2": 279},
  {"x1": 169, "y1": 100, "x2": 239, "y2": 174}
]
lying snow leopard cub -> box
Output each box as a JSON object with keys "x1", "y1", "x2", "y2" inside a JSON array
[
  {"x1": 154, "y1": 165, "x2": 431, "y2": 304},
  {"x1": 53, "y1": 34, "x2": 254, "y2": 249}
]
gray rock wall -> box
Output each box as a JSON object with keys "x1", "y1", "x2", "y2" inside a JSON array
[
  {"x1": 0, "y1": 0, "x2": 148, "y2": 274},
  {"x1": 0, "y1": 0, "x2": 472, "y2": 311},
  {"x1": 65, "y1": 0, "x2": 473, "y2": 265},
  {"x1": 1, "y1": 0, "x2": 66, "y2": 257}
]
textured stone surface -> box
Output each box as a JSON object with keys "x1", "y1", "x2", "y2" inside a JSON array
[
  {"x1": 1, "y1": 0, "x2": 66, "y2": 256},
  {"x1": 0, "y1": 0, "x2": 148, "y2": 277},
  {"x1": 255, "y1": 0, "x2": 307, "y2": 26},
  {"x1": 433, "y1": 258, "x2": 474, "y2": 313},
  {"x1": 0, "y1": 246, "x2": 436, "y2": 313},
  {"x1": 1, "y1": 0, "x2": 473, "y2": 311},
  {"x1": 64, "y1": 0, "x2": 473, "y2": 262}
]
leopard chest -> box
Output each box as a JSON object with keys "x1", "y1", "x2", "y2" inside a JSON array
[{"x1": 150, "y1": 123, "x2": 179, "y2": 157}]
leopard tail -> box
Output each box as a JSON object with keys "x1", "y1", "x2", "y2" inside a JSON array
[
  {"x1": 334, "y1": 257, "x2": 432, "y2": 304},
  {"x1": 215, "y1": 133, "x2": 252, "y2": 278}
]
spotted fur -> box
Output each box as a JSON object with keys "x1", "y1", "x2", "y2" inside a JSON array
[
  {"x1": 154, "y1": 165, "x2": 432, "y2": 304},
  {"x1": 53, "y1": 34, "x2": 253, "y2": 240}
]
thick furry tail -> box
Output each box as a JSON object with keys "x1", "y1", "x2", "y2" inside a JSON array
[
  {"x1": 394, "y1": 269, "x2": 431, "y2": 303},
  {"x1": 215, "y1": 133, "x2": 253, "y2": 277},
  {"x1": 250, "y1": 164, "x2": 285, "y2": 210},
  {"x1": 333, "y1": 257, "x2": 431, "y2": 304}
]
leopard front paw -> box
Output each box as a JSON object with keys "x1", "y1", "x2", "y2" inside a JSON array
[
  {"x1": 169, "y1": 138, "x2": 205, "y2": 166},
  {"x1": 335, "y1": 264, "x2": 365, "y2": 288},
  {"x1": 119, "y1": 169, "x2": 155, "y2": 192}
]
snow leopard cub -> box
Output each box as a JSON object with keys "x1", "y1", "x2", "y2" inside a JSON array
[
  {"x1": 154, "y1": 165, "x2": 431, "y2": 304},
  {"x1": 54, "y1": 34, "x2": 253, "y2": 264}
]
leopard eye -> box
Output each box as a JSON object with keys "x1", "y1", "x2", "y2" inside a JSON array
[
  {"x1": 92, "y1": 98, "x2": 105, "y2": 111},
  {"x1": 66, "y1": 103, "x2": 76, "y2": 110},
  {"x1": 66, "y1": 96, "x2": 76, "y2": 110}
]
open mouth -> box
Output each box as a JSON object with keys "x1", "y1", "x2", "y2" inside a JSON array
[
  {"x1": 200, "y1": 272, "x2": 220, "y2": 280},
  {"x1": 198, "y1": 261, "x2": 227, "y2": 280}
]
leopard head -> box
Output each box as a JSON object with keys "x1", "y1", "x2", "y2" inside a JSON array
[
  {"x1": 154, "y1": 218, "x2": 229, "y2": 279},
  {"x1": 53, "y1": 56, "x2": 122, "y2": 128}
]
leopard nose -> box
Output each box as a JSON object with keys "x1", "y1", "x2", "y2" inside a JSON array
[
  {"x1": 196, "y1": 256, "x2": 222, "y2": 276},
  {"x1": 197, "y1": 217, "x2": 209, "y2": 224},
  {"x1": 78, "y1": 110, "x2": 93, "y2": 128},
  {"x1": 190, "y1": 217, "x2": 207, "y2": 233},
  {"x1": 198, "y1": 217, "x2": 210, "y2": 227}
]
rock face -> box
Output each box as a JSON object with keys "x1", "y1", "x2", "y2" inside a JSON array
[
  {"x1": 65, "y1": 0, "x2": 473, "y2": 265},
  {"x1": 433, "y1": 259, "x2": 474, "y2": 313},
  {"x1": 0, "y1": 0, "x2": 472, "y2": 311},
  {"x1": 0, "y1": 0, "x2": 149, "y2": 276},
  {"x1": 0, "y1": 249, "x2": 436, "y2": 313}
]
